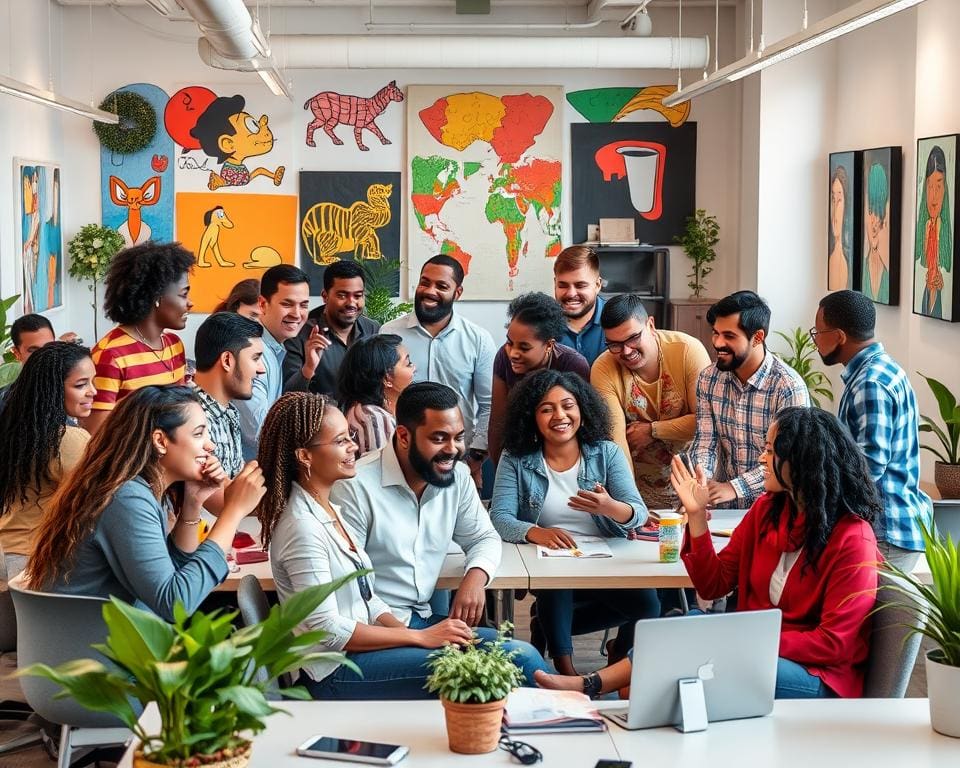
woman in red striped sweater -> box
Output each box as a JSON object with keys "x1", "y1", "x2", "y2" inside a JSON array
[{"x1": 537, "y1": 406, "x2": 881, "y2": 699}]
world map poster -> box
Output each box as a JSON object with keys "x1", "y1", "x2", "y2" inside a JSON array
[{"x1": 406, "y1": 85, "x2": 563, "y2": 300}]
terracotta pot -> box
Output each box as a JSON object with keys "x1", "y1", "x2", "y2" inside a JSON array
[
  {"x1": 441, "y1": 697, "x2": 505, "y2": 754},
  {"x1": 926, "y1": 650, "x2": 960, "y2": 738},
  {"x1": 133, "y1": 741, "x2": 251, "y2": 768},
  {"x1": 934, "y1": 462, "x2": 960, "y2": 500}
]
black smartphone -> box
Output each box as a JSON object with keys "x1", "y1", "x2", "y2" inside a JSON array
[{"x1": 595, "y1": 761, "x2": 633, "y2": 768}]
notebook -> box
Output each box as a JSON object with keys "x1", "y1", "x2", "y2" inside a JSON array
[
  {"x1": 536, "y1": 536, "x2": 612, "y2": 559},
  {"x1": 503, "y1": 688, "x2": 606, "y2": 735}
]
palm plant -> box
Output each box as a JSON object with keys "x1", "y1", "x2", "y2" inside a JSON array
[
  {"x1": 917, "y1": 373, "x2": 960, "y2": 465},
  {"x1": 362, "y1": 258, "x2": 412, "y2": 325},
  {"x1": 773, "y1": 327, "x2": 834, "y2": 408}
]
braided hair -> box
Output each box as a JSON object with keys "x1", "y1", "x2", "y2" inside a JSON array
[
  {"x1": 762, "y1": 406, "x2": 881, "y2": 571},
  {"x1": 257, "y1": 392, "x2": 328, "y2": 549},
  {"x1": 0, "y1": 341, "x2": 92, "y2": 515}
]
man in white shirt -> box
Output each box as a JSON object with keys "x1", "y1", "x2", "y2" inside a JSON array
[
  {"x1": 381, "y1": 255, "x2": 495, "y2": 488},
  {"x1": 332, "y1": 381, "x2": 501, "y2": 629}
]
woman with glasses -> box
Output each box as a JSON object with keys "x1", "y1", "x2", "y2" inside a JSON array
[
  {"x1": 337, "y1": 334, "x2": 416, "y2": 457},
  {"x1": 258, "y1": 392, "x2": 478, "y2": 699}
]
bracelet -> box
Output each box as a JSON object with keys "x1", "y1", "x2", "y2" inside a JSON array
[
  {"x1": 650, "y1": 421, "x2": 658, "y2": 439},
  {"x1": 582, "y1": 671, "x2": 603, "y2": 699},
  {"x1": 178, "y1": 517, "x2": 202, "y2": 526}
]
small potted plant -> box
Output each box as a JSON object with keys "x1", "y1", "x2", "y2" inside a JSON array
[
  {"x1": 774, "y1": 327, "x2": 834, "y2": 408},
  {"x1": 67, "y1": 223, "x2": 125, "y2": 339},
  {"x1": 425, "y1": 623, "x2": 524, "y2": 754},
  {"x1": 918, "y1": 373, "x2": 960, "y2": 499},
  {"x1": 20, "y1": 575, "x2": 357, "y2": 768},
  {"x1": 674, "y1": 208, "x2": 719, "y2": 299},
  {"x1": 361, "y1": 258, "x2": 413, "y2": 325},
  {"x1": 880, "y1": 524, "x2": 960, "y2": 737}
]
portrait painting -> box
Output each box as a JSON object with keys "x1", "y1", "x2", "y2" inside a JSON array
[
  {"x1": 15, "y1": 160, "x2": 63, "y2": 314},
  {"x1": 827, "y1": 151, "x2": 861, "y2": 291},
  {"x1": 860, "y1": 146, "x2": 901, "y2": 305},
  {"x1": 914, "y1": 135, "x2": 960, "y2": 322}
]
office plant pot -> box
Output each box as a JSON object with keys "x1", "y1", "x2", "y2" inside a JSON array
[
  {"x1": 441, "y1": 697, "x2": 505, "y2": 754},
  {"x1": 934, "y1": 462, "x2": 960, "y2": 499},
  {"x1": 926, "y1": 651, "x2": 960, "y2": 738},
  {"x1": 133, "y1": 740, "x2": 251, "y2": 768}
]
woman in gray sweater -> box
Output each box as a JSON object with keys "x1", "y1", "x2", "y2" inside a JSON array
[{"x1": 26, "y1": 385, "x2": 265, "y2": 620}]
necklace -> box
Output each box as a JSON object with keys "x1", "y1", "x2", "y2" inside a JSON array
[{"x1": 131, "y1": 325, "x2": 174, "y2": 376}]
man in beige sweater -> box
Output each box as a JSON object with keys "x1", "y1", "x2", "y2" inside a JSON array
[{"x1": 591, "y1": 294, "x2": 711, "y2": 508}]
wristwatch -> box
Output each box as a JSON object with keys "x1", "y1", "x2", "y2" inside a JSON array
[
  {"x1": 650, "y1": 421, "x2": 659, "y2": 440},
  {"x1": 582, "y1": 671, "x2": 603, "y2": 699}
]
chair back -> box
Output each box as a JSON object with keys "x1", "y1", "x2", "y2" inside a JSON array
[
  {"x1": 0, "y1": 544, "x2": 16, "y2": 652},
  {"x1": 8, "y1": 580, "x2": 126, "y2": 727},
  {"x1": 932, "y1": 500, "x2": 960, "y2": 543},
  {"x1": 237, "y1": 575, "x2": 291, "y2": 691},
  {"x1": 862, "y1": 571, "x2": 925, "y2": 698}
]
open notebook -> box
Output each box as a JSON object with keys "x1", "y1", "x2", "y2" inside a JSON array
[
  {"x1": 536, "y1": 535, "x2": 612, "y2": 559},
  {"x1": 503, "y1": 688, "x2": 606, "y2": 734}
]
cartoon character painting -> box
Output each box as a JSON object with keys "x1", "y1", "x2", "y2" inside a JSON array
[
  {"x1": 110, "y1": 175, "x2": 161, "y2": 247},
  {"x1": 304, "y1": 81, "x2": 404, "y2": 151},
  {"x1": 915, "y1": 142, "x2": 953, "y2": 319},
  {"x1": 197, "y1": 206, "x2": 235, "y2": 268}
]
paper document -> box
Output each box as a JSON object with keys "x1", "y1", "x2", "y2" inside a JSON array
[
  {"x1": 504, "y1": 688, "x2": 606, "y2": 734},
  {"x1": 537, "y1": 535, "x2": 612, "y2": 559}
]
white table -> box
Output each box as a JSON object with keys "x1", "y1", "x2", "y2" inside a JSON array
[
  {"x1": 118, "y1": 701, "x2": 618, "y2": 768},
  {"x1": 604, "y1": 698, "x2": 957, "y2": 764}
]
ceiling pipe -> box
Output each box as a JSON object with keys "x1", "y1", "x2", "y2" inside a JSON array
[
  {"x1": 177, "y1": 0, "x2": 271, "y2": 59},
  {"x1": 199, "y1": 33, "x2": 710, "y2": 69}
]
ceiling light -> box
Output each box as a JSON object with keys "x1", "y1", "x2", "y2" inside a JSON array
[
  {"x1": 0, "y1": 73, "x2": 119, "y2": 123},
  {"x1": 664, "y1": 0, "x2": 928, "y2": 106},
  {"x1": 255, "y1": 66, "x2": 292, "y2": 99}
]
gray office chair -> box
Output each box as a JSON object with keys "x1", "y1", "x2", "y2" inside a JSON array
[
  {"x1": 862, "y1": 571, "x2": 925, "y2": 698},
  {"x1": 236, "y1": 574, "x2": 292, "y2": 693},
  {"x1": 932, "y1": 499, "x2": 960, "y2": 543},
  {"x1": 9, "y1": 581, "x2": 131, "y2": 768}
]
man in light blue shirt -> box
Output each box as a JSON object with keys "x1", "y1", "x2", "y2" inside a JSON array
[
  {"x1": 382, "y1": 255, "x2": 495, "y2": 483},
  {"x1": 234, "y1": 265, "x2": 318, "y2": 459},
  {"x1": 553, "y1": 245, "x2": 607, "y2": 366}
]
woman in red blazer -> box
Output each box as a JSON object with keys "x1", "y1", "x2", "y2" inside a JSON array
[{"x1": 536, "y1": 406, "x2": 881, "y2": 699}]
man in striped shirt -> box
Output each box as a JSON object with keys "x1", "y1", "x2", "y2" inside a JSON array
[
  {"x1": 690, "y1": 291, "x2": 810, "y2": 508},
  {"x1": 814, "y1": 290, "x2": 931, "y2": 570}
]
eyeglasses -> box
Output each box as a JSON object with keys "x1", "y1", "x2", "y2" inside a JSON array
[
  {"x1": 604, "y1": 329, "x2": 644, "y2": 354},
  {"x1": 807, "y1": 326, "x2": 839, "y2": 340},
  {"x1": 345, "y1": 553, "x2": 373, "y2": 602},
  {"x1": 308, "y1": 430, "x2": 359, "y2": 450},
  {"x1": 498, "y1": 736, "x2": 542, "y2": 765}
]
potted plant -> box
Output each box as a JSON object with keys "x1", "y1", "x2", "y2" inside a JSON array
[
  {"x1": 425, "y1": 623, "x2": 524, "y2": 754},
  {"x1": 674, "y1": 208, "x2": 719, "y2": 299},
  {"x1": 0, "y1": 294, "x2": 22, "y2": 388},
  {"x1": 67, "y1": 224, "x2": 125, "y2": 339},
  {"x1": 918, "y1": 373, "x2": 960, "y2": 499},
  {"x1": 880, "y1": 523, "x2": 960, "y2": 737},
  {"x1": 362, "y1": 258, "x2": 413, "y2": 325},
  {"x1": 774, "y1": 327, "x2": 834, "y2": 408},
  {"x1": 19, "y1": 575, "x2": 357, "y2": 767}
]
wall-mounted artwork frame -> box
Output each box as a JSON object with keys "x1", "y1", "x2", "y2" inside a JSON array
[
  {"x1": 14, "y1": 159, "x2": 63, "y2": 315},
  {"x1": 860, "y1": 146, "x2": 902, "y2": 306},
  {"x1": 827, "y1": 150, "x2": 861, "y2": 292},
  {"x1": 914, "y1": 134, "x2": 960, "y2": 322}
]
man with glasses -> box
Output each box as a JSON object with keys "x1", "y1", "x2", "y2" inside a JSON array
[
  {"x1": 812, "y1": 290, "x2": 931, "y2": 570},
  {"x1": 591, "y1": 294, "x2": 710, "y2": 507}
]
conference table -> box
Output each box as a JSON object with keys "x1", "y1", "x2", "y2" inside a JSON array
[{"x1": 117, "y1": 698, "x2": 957, "y2": 767}]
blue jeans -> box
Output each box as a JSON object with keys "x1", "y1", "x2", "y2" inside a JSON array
[
  {"x1": 775, "y1": 658, "x2": 835, "y2": 699},
  {"x1": 534, "y1": 588, "x2": 660, "y2": 658}
]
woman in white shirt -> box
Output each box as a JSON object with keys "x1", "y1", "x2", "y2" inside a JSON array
[{"x1": 257, "y1": 392, "x2": 474, "y2": 699}]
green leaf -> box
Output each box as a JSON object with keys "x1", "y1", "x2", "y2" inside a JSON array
[
  {"x1": 217, "y1": 686, "x2": 276, "y2": 718},
  {"x1": 101, "y1": 598, "x2": 175, "y2": 670}
]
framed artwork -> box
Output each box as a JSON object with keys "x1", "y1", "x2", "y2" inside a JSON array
[
  {"x1": 15, "y1": 159, "x2": 63, "y2": 314},
  {"x1": 827, "y1": 151, "x2": 862, "y2": 292},
  {"x1": 860, "y1": 146, "x2": 902, "y2": 305},
  {"x1": 914, "y1": 135, "x2": 960, "y2": 321}
]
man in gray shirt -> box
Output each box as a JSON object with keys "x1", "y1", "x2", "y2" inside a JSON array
[{"x1": 382, "y1": 255, "x2": 495, "y2": 487}]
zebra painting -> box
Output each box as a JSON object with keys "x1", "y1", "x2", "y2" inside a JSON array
[{"x1": 301, "y1": 183, "x2": 393, "y2": 265}]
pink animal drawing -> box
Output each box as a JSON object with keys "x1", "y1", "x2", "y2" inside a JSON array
[{"x1": 304, "y1": 80, "x2": 404, "y2": 152}]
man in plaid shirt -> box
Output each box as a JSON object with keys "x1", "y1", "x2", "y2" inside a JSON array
[
  {"x1": 814, "y1": 291, "x2": 931, "y2": 570},
  {"x1": 690, "y1": 291, "x2": 810, "y2": 508}
]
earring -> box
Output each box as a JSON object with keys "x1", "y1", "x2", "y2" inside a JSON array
[
  {"x1": 155, "y1": 299, "x2": 161, "y2": 308},
  {"x1": 303, "y1": 463, "x2": 312, "y2": 481},
  {"x1": 158, "y1": 449, "x2": 166, "y2": 457}
]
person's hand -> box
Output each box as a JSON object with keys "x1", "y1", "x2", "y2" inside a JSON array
[
  {"x1": 301, "y1": 323, "x2": 332, "y2": 380},
  {"x1": 707, "y1": 480, "x2": 738, "y2": 506},
  {"x1": 625, "y1": 421, "x2": 654, "y2": 456},
  {"x1": 414, "y1": 617, "x2": 474, "y2": 648},
  {"x1": 568, "y1": 483, "x2": 632, "y2": 522},
  {"x1": 222, "y1": 461, "x2": 266, "y2": 519},
  {"x1": 669, "y1": 455, "x2": 710, "y2": 520},
  {"x1": 526, "y1": 526, "x2": 577, "y2": 549},
  {"x1": 449, "y1": 569, "x2": 487, "y2": 627},
  {"x1": 184, "y1": 455, "x2": 228, "y2": 508}
]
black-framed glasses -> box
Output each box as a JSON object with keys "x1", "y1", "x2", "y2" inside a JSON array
[
  {"x1": 345, "y1": 554, "x2": 373, "y2": 602},
  {"x1": 604, "y1": 329, "x2": 644, "y2": 354},
  {"x1": 807, "y1": 326, "x2": 839, "y2": 340},
  {"x1": 498, "y1": 736, "x2": 542, "y2": 765}
]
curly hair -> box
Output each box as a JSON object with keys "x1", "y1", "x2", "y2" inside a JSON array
[
  {"x1": 507, "y1": 292, "x2": 567, "y2": 343},
  {"x1": 102, "y1": 241, "x2": 195, "y2": 325},
  {"x1": 257, "y1": 392, "x2": 328, "y2": 550},
  {"x1": 502, "y1": 369, "x2": 612, "y2": 456},
  {"x1": 338, "y1": 334, "x2": 402, "y2": 411},
  {"x1": 27, "y1": 385, "x2": 199, "y2": 589},
  {"x1": 762, "y1": 406, "x2": 881, "y2": 572},
  {"x1": 0, "y1": 342, "x2": 92, "y2": 515}
]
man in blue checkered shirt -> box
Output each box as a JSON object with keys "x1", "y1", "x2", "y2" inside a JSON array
[{"x1": 814, "y1": 291, "x2": 931, "y2": 570}]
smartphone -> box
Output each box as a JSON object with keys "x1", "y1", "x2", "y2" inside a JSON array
[{"x1": 297, "y1": 736, "x2": 409, "y2": 765}]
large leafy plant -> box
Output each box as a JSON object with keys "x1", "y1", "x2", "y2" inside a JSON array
[
  {"x1": 425, "y1": 623, "x2": 523, "y2": 704},
  {"x1": 20, "y1": 574, "x2": 358, "y2": 766},
  {"x1": 774, "y1": 328, "x2": 834, "y2": 408},
  {"x1": 0, "y1": 294, "x2": 21, "y2": 387},
  {"x1": 674, "y1": 208, "x2": 719, "y2": 298},
  {"x1": 918, "y1": 373, "x2": 960, "y2": 465},
  {"x1": 67, "y1": 223, "x2": 124, "y2": 339},
  {"x1": 362, "y1": 258, "x2": 413, "y2": 325}
]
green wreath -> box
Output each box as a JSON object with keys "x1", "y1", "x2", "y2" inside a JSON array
[{"x1": 93, "y1": 90, "x2": 157, "y2": 155}]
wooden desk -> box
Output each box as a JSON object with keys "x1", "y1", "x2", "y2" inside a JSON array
[
  {"x1": 119, "y1": 700, "x2": 618, "y2": 767},
  {"x1": 605, "y1": 698, "x2": 955, "y2": 764}
]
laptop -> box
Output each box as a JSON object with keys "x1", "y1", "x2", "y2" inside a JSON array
[{"x1": 601, "y1": 609, "x2": 781, "y2": 730}]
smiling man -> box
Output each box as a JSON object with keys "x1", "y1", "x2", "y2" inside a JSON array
[
  {"x1": 554, "y1": 246, "x2": 606, "y2": 366},
  {"x1": 689, "y1": 291, "x2": 809, "y2": 508}
]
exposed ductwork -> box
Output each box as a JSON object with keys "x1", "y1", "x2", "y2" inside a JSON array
[
  {"x1": 178, "y1": 0, "x2": 271, "y2": 60},
  {"x1": 200, "y1": 34, "x2": 710, "y2": 70}
]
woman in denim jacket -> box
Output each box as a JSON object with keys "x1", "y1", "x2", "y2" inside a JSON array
[{"x1": 490, "y1": 369, "x2": 660, "y2": 675}]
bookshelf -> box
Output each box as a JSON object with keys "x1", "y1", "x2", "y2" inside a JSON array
[{"x1": 593, "y1": 245, "x2": 670, "y2": 329}]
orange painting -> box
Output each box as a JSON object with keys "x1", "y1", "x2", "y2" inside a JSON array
[{"x1": 176, "y1": 192, "x2": 298, "y2": 312}]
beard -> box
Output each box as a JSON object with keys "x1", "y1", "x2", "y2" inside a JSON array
[
  {"x1": 415, "y1": 293, "x2": 455, "y2": 325},
  {"x1": 819, "y1": 346, "x2": 843, "y2": 366},
  {"x1": 560, "y1": 296, "x2": 597, "y2": 320},
  {"x1": 408, "y1": 440, "x2": 462, "y2": 488},
  {"x1": 714, "y1": 347, "x2": 750, "y2": 372}
]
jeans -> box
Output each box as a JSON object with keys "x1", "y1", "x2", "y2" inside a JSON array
[
  {"x1": 534, "y1": 588, "x2": 660, "y2": 658},
  {"x1": 877, "y1": 540, "x2": 921, "y2": 573},
  {"x1": 775, "y1": 658, "x2": 835, "y2": 699}
]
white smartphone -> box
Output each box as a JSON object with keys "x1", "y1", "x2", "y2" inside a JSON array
[{"x1": 296, "y1": 736, "x2": 409, "y2": 765}]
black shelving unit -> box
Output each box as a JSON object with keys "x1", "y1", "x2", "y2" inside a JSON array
[{"x1": 594, "y1": 245, "x2": 670, "y2": 330}]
